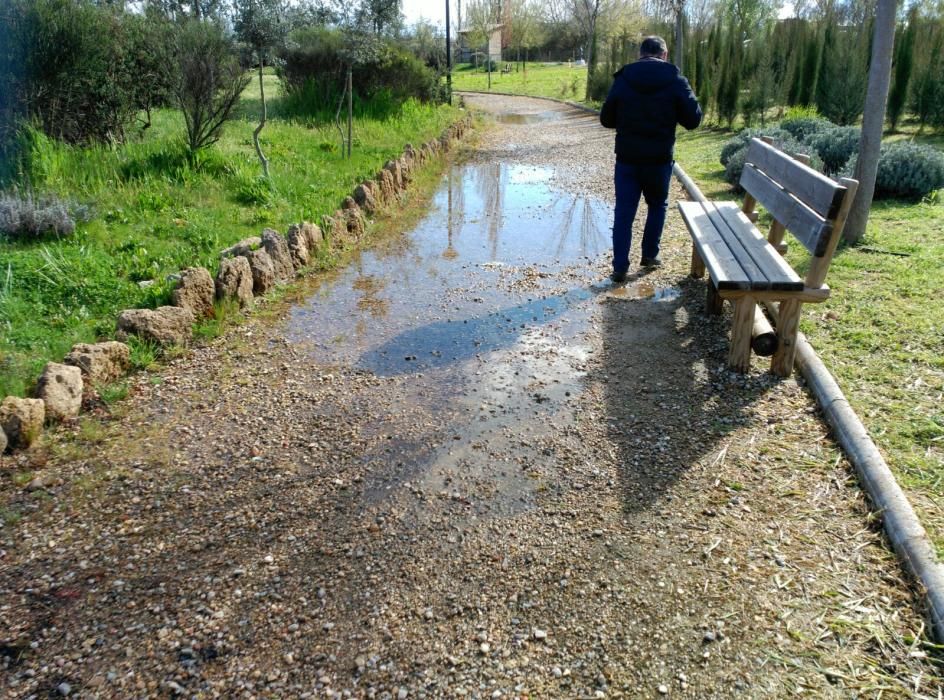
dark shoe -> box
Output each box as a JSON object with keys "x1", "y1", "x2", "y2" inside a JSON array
[
  {"x1": 640, "y1": 257, "x2": 662, "y2": 268},
  {"x1": 610, "y1": 269, "x2": 628, "y2": 283}
]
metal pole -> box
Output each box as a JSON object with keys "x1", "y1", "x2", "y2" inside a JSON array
[{"x1": 445, "y1": 0, "x2": 453, "y2": 105}]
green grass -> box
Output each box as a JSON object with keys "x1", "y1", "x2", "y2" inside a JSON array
[
  {"x1": 676, "y1": 126, "x2": 944, "y2": 556},
  {"x1": 451, "y1": 61, "x2": 588, "y2": 102},
  {"x1": 0, "y1": 74, "x2": 458, "y2": 397}
]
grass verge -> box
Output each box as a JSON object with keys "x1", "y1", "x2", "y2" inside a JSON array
[
  {"x1": 0, "y1": 72, "x2": 459, "y2": 397},
  {"x1": 675, "y1": 127, "x2": 944, "y2": 557}
]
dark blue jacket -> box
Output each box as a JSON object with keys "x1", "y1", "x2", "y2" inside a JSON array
[{"x1": 600, "y1": 57, "x2": 702, "y2": 165}]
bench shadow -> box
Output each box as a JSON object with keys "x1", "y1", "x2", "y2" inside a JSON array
[{"x1": 596, "y1": 275, "x2": 778, "y2": 514}]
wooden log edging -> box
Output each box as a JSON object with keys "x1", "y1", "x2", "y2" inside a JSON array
[{"x1": 674, "y1": 161, "x2": 944, "y2": 642}]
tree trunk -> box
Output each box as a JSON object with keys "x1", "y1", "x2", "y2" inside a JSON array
[
  {"x1": 845, "y1": 0, "x2": 897, "y2": 242},
  {"x1": 584, "y1": 23, "x2": 597, "y2": 102},
  {"x1": 674, "y1": 9, "x2": 684, "y2": 68},
  {"x1": 253, "y1": 59, "x2": 270, "y2": 178}
]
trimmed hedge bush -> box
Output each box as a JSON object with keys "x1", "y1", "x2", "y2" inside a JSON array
[
  {"x1": 279, "y1": 28, "x2": 445, "y2": 118},
  {"x1": 779, "y1": 117, "x2": 835, "y2": 142},
  {"x1": 873, "y1": 142, "x2": 944, "y2": 199},
  {"x1": 720, "y1": 127, "x2": 791, "y2": 166},
  {"x1": 720, "y1": 117, "x2": 944, "y2": 200},
  {"x1": 807, "y1": 126, "x2": 860, "y2": 176}
]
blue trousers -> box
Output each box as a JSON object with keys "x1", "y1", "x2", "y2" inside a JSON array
[{"x1": 612, "y1": 160, "x2": 673, "y2": 273}]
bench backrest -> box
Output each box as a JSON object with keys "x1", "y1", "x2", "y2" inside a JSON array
[{"x1": 739, "y1": 138, "x2": 858, "y2": 288}]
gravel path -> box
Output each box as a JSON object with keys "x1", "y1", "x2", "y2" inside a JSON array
[{"x1": 1, "y1": 94, "x2": 941, "y2": 699}]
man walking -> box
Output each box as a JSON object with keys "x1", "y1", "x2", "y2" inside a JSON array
[{"x1": 600, "y1": 36, "x2": 702, "y2": 283}]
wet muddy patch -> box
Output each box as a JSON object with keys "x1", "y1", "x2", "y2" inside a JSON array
[{"x1": 495, "y1": 111, "x2": 562, "y2": 125}]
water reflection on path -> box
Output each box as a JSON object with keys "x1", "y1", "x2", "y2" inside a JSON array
[
  {"x1": 286, "y1": 162, "x2": 611, "y2": 375},
  {"x1": 285, "y1": 162, "x2": 613, "y2": 515}
]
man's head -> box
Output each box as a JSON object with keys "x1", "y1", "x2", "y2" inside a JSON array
[{"x1": 639, "y1": 36, "x2": 668, "y2": 60}]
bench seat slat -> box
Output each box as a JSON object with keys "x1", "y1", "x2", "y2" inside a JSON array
[
  {"x1": 678, "y1": 201, "x2": 805, "y2": 292},
  {"x1": 678, "y1": 201, "x2": 751, "y2": 290},
  {"x1": 700, "y1": 201, "x2": 774, "y2": 289},
  {"x1": 713, "y1": 203, "x2": 804, "y2": 291},
  {"x1": 740, "y1": 165, "x2": 834, "y2": 257}
]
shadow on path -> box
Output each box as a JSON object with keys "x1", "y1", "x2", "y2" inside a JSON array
[{"x1": 597, "y1": 277, "x2": 776, "y2": 513}]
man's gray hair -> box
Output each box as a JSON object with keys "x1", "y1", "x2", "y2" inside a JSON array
[{"x1": 640, "y1": 36, "x2": 668, "y2": 57}]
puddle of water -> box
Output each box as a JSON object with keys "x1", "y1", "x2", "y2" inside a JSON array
[
  {"x1": 285, "y1": 162, "x2": 613, "y2": 517},
  {"x1": 605, "y1": 282, "x2": 681, "y2": 302},
  {"x1": 495, "y1": 111, "x2": 562, "y2": 125},
  {"x1": 287, "y1": 162, "x2": 610, "y2": 375}
]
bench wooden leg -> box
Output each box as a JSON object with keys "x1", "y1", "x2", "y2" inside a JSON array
[
  {"x1": 771, "y1": 299, "x2": 802, "y2": 377},
  {"x1": 691, "y1": 245, "x2": 706, "y2": 279},
  {"x1": 728, "y1": 297, "x2": 755, "y2": 373},
  {"x1": 706, "y1": 280, "x2": 724, "y2": 316}
]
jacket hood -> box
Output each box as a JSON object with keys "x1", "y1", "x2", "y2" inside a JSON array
[{"x1": 617, "y1": 58, "x2": 681, "y2": 93}]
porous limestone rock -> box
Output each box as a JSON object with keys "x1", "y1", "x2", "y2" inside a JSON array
[
  {"x1": 245, "y1": 248, "x2": 276, "y2": 294},
  {"x1": 64, "y1": 341, "x2": 130, "y2": 384},
  {"x1": 220, "y1": 237, "x2": 261, "y2": 259},
  {"x1": 346, "y1": 206, "x2": 365, "y2": 239},
  {"x1": 215, "y1": 256, "x2": 254, "y2": 307},
  {"x1": 172, "y1": 266, "x2": 215, "y2": 319},
  {"x1": 353, "y1": 182, "x2": 378, "y2": 216},
  {"x1": 0, "y1": 396, "x2": 45, "y2": 450},
  {"x1": 384, "y1": 159, "x2": 403, "y2": 190},
  {"x1": 286, "y1": 224, "x2": 310, "y2": 268},
  {"x1": 296, "y1": 222, "x2": 322, "y2": 253},
  {"x1": 261, "y1": 228, "x2": 294, "y2": 282},
  {"x1": 36, "y1": 362, "x2": 83, "y2": 421},
  {"x1": 116, "y1": 306, "x2": 194, "y2": 346},
  {"x1": 378, "y1": 169, "x2": 397, "y2": 204}
]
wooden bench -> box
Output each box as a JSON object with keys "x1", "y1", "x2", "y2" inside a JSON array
[{"x1": 678, "y1": 137, "x2": 858, "y2": 377}]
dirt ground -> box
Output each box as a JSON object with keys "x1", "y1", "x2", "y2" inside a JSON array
[{"x1": 1, "y1": 94, "x2": 942, "y2": 699}]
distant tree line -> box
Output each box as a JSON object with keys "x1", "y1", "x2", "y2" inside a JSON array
[
  {"x1": 583, "y1": 0, "x2": 944, "y2": 132},
  {"x1": 0, "y1": 0, "x2": 450, "y2": 184}
]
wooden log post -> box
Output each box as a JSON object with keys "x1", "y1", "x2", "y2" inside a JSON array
[
  {"x1": 751, "y1": 306, "x2": 778, "y2": 357},
  {"x1": 706, "y1": 280, "x2": 724, "y2": 315},
  {"x1": 771, "y1": 298, "x2": 802, "y2": 376},
  {"x1": 691, "y1": 245, "x2": 706, "y2": 278},
  {"x1": 728, "y1": 297, "x2": 756, "y2": 372},
  {"x1": 768, "y1": 220, "x2": 787, "y2": 253}
]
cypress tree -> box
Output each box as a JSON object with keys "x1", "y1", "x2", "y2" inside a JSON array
[
  {"x1": 814, "y1": 20, "x2": 835, "y2": 113},
  {"x1": 887, "y1": 7, "x2": 917, "y2": 130},
  {"x1": 797, "y1": 27, "x2": 821, "y2": 105},
  {"x1": 717, "y1": 27, "x2": 740, "y2": 127}
]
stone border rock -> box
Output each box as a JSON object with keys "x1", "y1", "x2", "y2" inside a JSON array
[{"x1": 0, "y1": 114, "x2": 474, "y2": 455}]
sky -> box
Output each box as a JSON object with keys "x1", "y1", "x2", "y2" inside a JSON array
[
  {"x1": 400, "y1": 0, "x2": 796, "y2": 31},
  {"x1": 402, "y1": 0, "x2": 447, "y2": 28}
]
